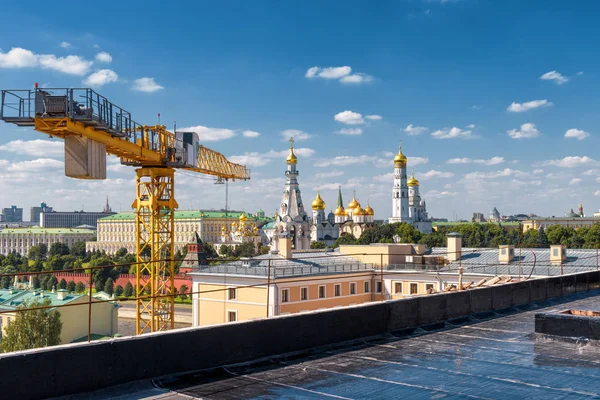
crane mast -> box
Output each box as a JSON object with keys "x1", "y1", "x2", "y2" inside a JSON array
[{"x1": 0, "y1": 87, "x2": 250, "y2": 334}]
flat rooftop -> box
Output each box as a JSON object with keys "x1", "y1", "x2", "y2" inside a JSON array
[{"x1": 63, "y1": 291, "x2": 600, "y2": 399}]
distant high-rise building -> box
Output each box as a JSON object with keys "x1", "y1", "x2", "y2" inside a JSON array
[
  {"x1": 0, "y1": 205, "x2": 23, "y2": 223},
  {"x1": 103, "y1": 196, "x2": 112, "y2": 214},
  {"x1": 30, "y1": 202, "x2": 53, "y2": 224}
]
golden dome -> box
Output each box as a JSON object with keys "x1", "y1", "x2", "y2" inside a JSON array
[
  {"x1": 286, "y1": 147, "x2": 298, "y2": 164},
  {"x1": 347, "y1": 194, "x2": 360, "y2": 210},
  {"x1": 394, "y1": 142, "x2": 407, "y2": 167},
  {"x1": 239, "y1": 213, "x2": 248, "y2": 221},
  {"x1": 334, "y1": 206, "x2": 346, "y2": 216},
  {"x1": 407, "y1": 176, "x2": 419, "y2": 187},
  {"x1": 364, "y1": 205, "x2": 374, "y2": 216},
  {"x1": 311, "y1": 191, "x2": 326, "y2": 210},
  {"x1": 354, "y1": 206, "x2": 366, "y2": 216}
]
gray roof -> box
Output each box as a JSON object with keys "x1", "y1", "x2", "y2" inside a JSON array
[
  {"x1": 431, "y1": 247, "x2": 600, "y2": 277},
  {"x1": 189, "y1": 250, "x2": 374, "y2": 279}
]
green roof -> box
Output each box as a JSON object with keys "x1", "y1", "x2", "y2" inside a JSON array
[
  {"x1": 0, "y1": 289, "x2": 82, "y2": 311},
  {"x1": 0, "y1": 228, "x2": 96, "y2": 234},
  {"x1": 432, "y1": 221, "x2": 521, "y2": 227},
  {"x1": 100, "y1": 210, "x2": 274, "y2": 222}
]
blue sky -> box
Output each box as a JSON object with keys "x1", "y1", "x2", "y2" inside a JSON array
[{"x1": 0, "y1": 0, "x2": 599, "y2": 220}]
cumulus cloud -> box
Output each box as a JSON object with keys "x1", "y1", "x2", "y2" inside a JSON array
[
  {"x1": 0, "y1": 48, "x2": 95, "y2": 75},
  {"x1": 447, "y1": 157, "x2": 504, "y2": 165},
  {"x1": 365, "y1": 115, "x2": 382, "y2": 121},
  {"x1": 0, "y1": 139, "x2": 63, "y2": 157},
  {"x1": 420, "y1": 170, "x2": 454, "y2": 179},
  {"x1": 95, "y1": 52, "x2": 112, "y2": 63},
  {"x1": 431, "y1": 127, "x2": 478, "y2": 140},
  {"x1": 334, "y1": 110, "x2": 364, "y2": 125},
  {"x1": 337, "y1": 128, "x2": 363, "y2": 135},
  {"x1": 8, "y1": 158, "x2": 63, "y2": 172},
  {"x1": 464, "y1": 168, "x2": 528, "y2": 180},
  {"x1": 60, "y1": 42, "x2": 71, "y2": 49},
  {"x1": 507, "y1": 123, "x2": 540, "y2": 139},
  {"x1": 305, "y1": 66, "x2": 373, "y2": 84},
  {"x1": 595, "y1": 190, "x2": 600, "y2": 197},
  {"x1": 539, "y1": 70, "x2": 568, "y2": 84},
  {"x1": 83, "y1": 69, "x2": 118, "y2": 87},
  {"x1": 423, "y1": 190, "x2": 457, "y2": 199},
  {"x1": 569, "y1": 178, "x2": 582, "y2": 185},
  {"x1": 132, "y1": 77, "x2": 164, "y2": 92},
  {"x1": 229, "y1": 148, "x2": 316, "y2": 167},
  {"x1": 315, "y1": 155, "x2": 377, "y2": 167},
  {"x1": 315, "y1": 171, "x2": 344, "y2": 178},
  {"x1": 564, "y1": 128, "x2": 590, "y2": 141},
  {"x1": 373, "y1": 156, "x2": 429, "y2": 169},
  {"x1": 281, "y1": 129, "x2": 311, "y2": 141},
  {"x1": 404, "y1": 124, "x2": 428, "y2": 136},
  {"x1": 507, "y1": 99, "x2": 552, "y2": 113},
  {"x1": 539, "y1": 156, "x2": 595, "y2": 168},
  {"x1": 533, "y1": 169, "x2": 544, "y2": 174},
  {"x1": 242, "y1": 130, "x2": 261, "y2": 138},
  {"x1": 180, "y1": 125, "x2": 236, "y2": 141}
]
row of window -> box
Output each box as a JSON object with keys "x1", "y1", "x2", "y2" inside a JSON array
[
  {"x1": 281, "y1": 281, "x2": 382, "y2": 303},
  {"x1": 393, "y1": 281, "x2": 435, "y2": 295}
]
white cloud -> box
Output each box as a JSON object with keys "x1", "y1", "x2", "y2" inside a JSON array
[
  {"x1": 365, "y1": 115, "x2": 382, "y2": 121},
  {"x1": 374, "y1": 156, "x2": 429, "y2": 169},
  {"x1": 507, "y1": 99, "x2": 552, "y2": 113},
  {"x1": 0, "y1": 139, "x2": 63, "y2": 157},
  {"x1": 431, "y1": 127, "x2": 478, "y2": 140},
  {"x1": 281, "y1": 129, "x2": 311, "y2": 141},
  {"x1": 507, "y1": 123, "x2": 540, "y2": 139},
  {"x1": 471, "y1": 105, "x2": 482, "y2": 110},
  {"x1": 132, "y1": 77, "x2": 164, "y2": 93},
  {"x1": 337, "y1": 128, "x2": 363, "y2": 135},
  {"x1": 423, "y1": 190, "x2": 457, "y2": 199},
  {"x1": 304, "y1": 66, "x2": 373, "y2": 84},
  {"x1": 466, "y1": 124, "x2": 475, "y2": 129},
  {"x1": 540, "y1": 70, "x2": 568, "y2": 85},
  {"x1": 83, "y1": 69, "x2": 118, "y2": 87},
  {"x1": 578, "y1": 71, "x2": 584, "y2": 75},
  {"x1": 8, "y1": 158, "x2": 63, "y2": 172},
  {"x1": 0, "y1": 48, "x2": 95, "y2": 75},
  {"x1": 230, "y1": 148, "x2": 316, "y2": 167},
  {"x1": 315, "y1": 171, "x2": 344, "y2": 178},
  {"x1": 533, "y1": 169, "x2": 544, "y2": 174},
  {"x1": 404, "y1": 124, "x2": 428, "y2": 136},
  {"x1": 583, "y1": 169, "x2": 600, "y2": 176},
  {"x1": 340, "y1": 74, "x2": 373, "y2": 84},
  {"x1": 421, "y1": 170, "x2": 454, "y2": 179},
  {"x1": 564, "y1": 128, "x2": 590, "y2": 141},
  {"x1": 95, "y1": 52, "x2": 112, "y2": 63},
  {"x1": 447, "y1": 157, "x2": 504, "y2": 166},
  {"x1": 464, "y1": 168, "x2": 528, "y2": 180},
  {"x1": 267, "y1": 148, "x2": 315, "y2": 158},
  {"x1": 373, "y1": 172, "x2": 394, "y2": 183},
  {"x1": 180, "y1": 125, "x2": 236, "y2": 141},
  {"x1": 569, "y1": 178, "x2": 582, "y2": 185},
  {"x1": 315, "y1": 155, "x2": 377, "y2": 167},
  {"x1": 60, "y1": 42, "x2": 71, "y2": 49},
  {"x1": 539, "y1": 156, "x2": 595, "y2": 168},
  {"x1": 595, "y1": 190, "x2": 600, "y2": 197},
  {"x1": 242, "y1": 130, "x2": 261, "y2": 138},
  {"x1": 334, "y1": 110, "x2": 364, "y2": 125},
  {"x1": 0, "y1": 47, "x2": 37, "y2": 68}
]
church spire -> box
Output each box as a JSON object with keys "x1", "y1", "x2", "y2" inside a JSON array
[
  {"x1": 337, "y1": 186, "x2": 344, "y2": 208},
  {"x1": 103, "y1": 195, "x2": 112, "y2": 213}
]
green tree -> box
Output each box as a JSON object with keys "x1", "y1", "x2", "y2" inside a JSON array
[
  {"x1": 330, "y1": 232, "x2": 358, "y2": 248},
  {"x1": 219, "y1": 245, "x2": 233, "y2": 257},
  {"x1": 2, "y1": 299, "x2": 62, "y2": 352},
  {"x1": 103, "y1": 277, "x2": 115, "y2": 295},
  {"x1": 124, "y1": 281, "x2": 134, "y2": 297},
  {"x1": 31, "y1": 275, "x2": 41, "y2": 289},
  {"x1": 45, "y1": 275, "x2": 58, "y2": 291},
  {"x1": 179, "y1": 284, "x2": 189, "y2": 301},
  {"x1": 114, "y1": 284, "x2": 124, "y2": 297},
  {"x1": 49, "y1": 242, "x2": 70, "y2": 257},
  {"x1": 70, "y1": 241, "x2": 87, "y2": 258},
  {"x1": 58, "y1": 278, "x2": 67, "y2": 290},
  {"x1": 234, "y1": 242, "x2": 256, "y2": 258},
  {"x1": 394, "y1": 223, "x2": 422, "y2": 244},
  {"x1": 537, "y1": 227, "x2": 549, "y2": 248},
  {"x1": 310, "y1": 241, "x2": 326, "y2": 249},
  {"x1": 115, "y1": 247, "x2": 128, "y2": 258},
  {"x1": 75, "y1": 282, "x2": 85, "y2": 293},
  {"x1": 203, "y1": 242, "x2": 218, "y2": 259},
  {"x1": 67, "y1": 280, "x2": 76, "y2": 292}
]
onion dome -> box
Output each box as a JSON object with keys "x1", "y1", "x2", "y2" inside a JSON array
[
  {"x1": 407, "y1": 176, "x2": 419, "y2": 187},
  {"x1": 286, "y1": 137, "x2": 298, "y2": 164},
  {"x1": 364, "y1": 205, "x2": 374, "y2": 216},
  {"x1": 221, "y1": 226, "x2": 227, "y2": 232},
  {"x1": 239, "y1": 213, "x2": 248, "y2": 221},
  {"x1": 311, "y1": 191, "x2": 326, "y2": 210},
  {"x1": 354, "y1": 206, "x2": 366, "y2": 216},
  {"x1": 394, "y1": 142, "x2": 407, "y2": 167},
  {"x1": 347, "y1": 193, "x2": 360, "y2": 210},
  {"x1": 334, "y1": 206, "x2": 346, "y2": 216}
]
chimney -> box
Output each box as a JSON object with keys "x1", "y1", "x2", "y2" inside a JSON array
[
  {"x1": 278, "y1": 236, "x2": 292, "y2": 260},
  {"x1": 446, "y1": 232, "x2": 462, "y2": 262},
  {"x1": 550, "y1": 244, "x2": 566, "y2": 264},
  {"x1": 498, "y1": 245, "x2": 515, "y2": 263},
  {"x1": 56, "y1": 289, "x2": 67, "y2": 301}
]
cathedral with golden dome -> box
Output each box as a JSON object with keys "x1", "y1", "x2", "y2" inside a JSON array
[
  {"x1": 388, "y1": 142, "x2": 432, "y2": 233},
  {"x1": 309, "y1": 187, "x2": 375, "y2": 246}
]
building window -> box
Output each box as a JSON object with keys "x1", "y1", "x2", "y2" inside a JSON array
[
  {"x1": 406, "y1": 256, "x2": 413, "y2": 263},
  {"x1": 501, "y1": 248, "x2": 506, "y2": 255},
  {"x1": 364, "y1": 281, "x2": 370, "y2": 293},
  {"x1": 228, "y1": 287, "x2": 236, "y2": 300},
  {"x1": 350, "y1": 282, "x2": 356, "y2": 295},
  {"x1": 394, "y1": 282, "x2": 402, "y2": 294},
  {"x1": 318, "y1": 285, "x2": 326, "y2": 299},
  {"x1": 228, "y1": 311, "x2": 237, "y2": 322},
  {"x1": 410, "y1": 283, "x2": 418, "y2": 294},
  {"x1": 425, "y1": 283, "x2": 434, "y2": 293},
  {"x1": 301, "y1": 287, "x2": 308, "y2": 301},
  {"x1": 376, "y1": 281, "x2": 382, "y2": 293},
  {"x1": 334, "y1": 284, "x2": 341, "y2": 297},
  {"x1": 553, "y1": 248, "x2": 558, "y2": 257},
  {"x1": 281, "y1": 289, "x2": 290, "y2": 303}
]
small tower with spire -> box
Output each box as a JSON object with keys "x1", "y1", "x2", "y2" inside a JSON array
[
  {"x1": 579, "y1": 202, "x2": 584, "y2": 217},
  {"x1": 311, "y1": 191, "x2": 326, "y2": 224},
  {"x1": 334, "y1": 186, "x2": 347, "y2": 224},
  {"x1": 389, "y1": 140, "x2": 410, "y2": 224},
  {"x1": 103, "y1": 195, "x2": 112, "y2": 213}
]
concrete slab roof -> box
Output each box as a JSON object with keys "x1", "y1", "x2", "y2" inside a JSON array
[{"x1": 153, "y1": 292, "x2": 600, "y2": 399}]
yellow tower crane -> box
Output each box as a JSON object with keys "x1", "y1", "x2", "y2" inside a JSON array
[{"x1": 0, "y1": 86, "x2": 250, "y2": 334}]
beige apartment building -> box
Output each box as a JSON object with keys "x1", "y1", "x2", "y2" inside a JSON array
[{"x1": 0, "y1": 227, "x2": 96, "y2": 256}]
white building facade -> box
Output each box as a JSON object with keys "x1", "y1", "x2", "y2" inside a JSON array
[{"x1": 0, "y1": 228, "x2": 96, "y2": 256}]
